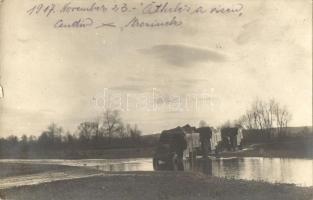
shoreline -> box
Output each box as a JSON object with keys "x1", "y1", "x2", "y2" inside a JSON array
[
  {"x1": 1, "y1": 170, "x2": 312, "y2": 200},
  {"x1": 1, "y1": 149, "x2": 312, "y2": 160}
]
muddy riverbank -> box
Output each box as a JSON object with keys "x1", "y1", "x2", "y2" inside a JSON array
[
  {"x1": 0, "y1": 162, "x2": 312, "y2": 200},
  {"x1": 1, "y1": 171, "x2": 312, "y2": 200}
]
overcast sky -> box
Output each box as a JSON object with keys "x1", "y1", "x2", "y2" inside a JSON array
[{"x1": 0, "y1": 0, "x2": 312, "y2": 137}]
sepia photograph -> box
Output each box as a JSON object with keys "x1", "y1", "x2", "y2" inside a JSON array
[{"x1": 0, "y1": 0, "x2": 312, "y2": 199}]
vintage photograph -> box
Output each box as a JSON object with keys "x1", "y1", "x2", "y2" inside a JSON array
[{"x1": 0, "y1": 0, "x2": 312, "y2": 199}]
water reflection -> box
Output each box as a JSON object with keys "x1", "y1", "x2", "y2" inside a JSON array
[
  {"x1": 0, "y1": 157, "x2": 312, "y2": 187},
  {"x1": 157, "y1": 157, "x2": 312, "y2": 187},
  {"x1": 208, "y1": 157, "x2": 313, "y2": 187}
]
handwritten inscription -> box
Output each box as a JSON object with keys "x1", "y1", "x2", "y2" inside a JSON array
[
  {"x1": 54, "y1": 18, "x2": 94, "y2": 28},
  {"x1": 26, "y1": 1, "x2": 244, "y2": 30},
  {"x1": 125, "y1": 16, "x2": 182, "y2": 28}
]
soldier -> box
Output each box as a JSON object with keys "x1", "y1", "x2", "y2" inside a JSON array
[
  {"x1": 170, "y1": 129, "x2": 187, "y2": 170},
  {"x1": 197, "y1": 127, "x2": 212, "y2": 159},
  {"x1": 197, "y1": 127, "x2": 213, "y2": 175}
]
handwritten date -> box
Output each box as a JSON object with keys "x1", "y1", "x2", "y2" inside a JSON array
[{"x1": 27, "y1": 3, "x2": 56, "y2": 17}]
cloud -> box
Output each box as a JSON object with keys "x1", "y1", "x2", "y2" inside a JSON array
[
  {"x1": 235, "y1": 18, "x2": 290, "y2": 45},
  {"x1": 138, "y1": 44, "x2": 227, "y2": 67}
]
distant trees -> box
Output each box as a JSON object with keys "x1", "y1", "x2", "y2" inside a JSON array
[
  {"x1": 75, "y1": 110, "x2": 142, "y2": 148},
  {"x1": 0, "y1": 109, "x2": 152, "y2": 158},
  {"x1": 77, "y1": 121, "x2": 98, "y2": 147},
  {"x1": 38, "y1": 123, "x2": 63, "y2": 149},
  {"x1": 235, "y1": 98, "x2": 292, "y2": 139}
]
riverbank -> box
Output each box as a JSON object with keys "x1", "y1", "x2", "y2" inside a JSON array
[
  {"x1": 1, "y1": 143, "x2": 312, "y2": 160},
  {"x1": 0, "y1": 162, "x2": 76, "y2": 179},
  {"x1": 219, "y1": 139, "x2": 313, "y2": 159},
  {"x1": 1, "y1": 170, "x2": 312, "y2": 200},
  {"x1": 1, "y1": 137, "x2": 312, "y2": 160},
  {"x1": 0, "y1": 147, "x2": 155, "y2": 159},
  {"x1": 0, "y1": 163, "x2": 102, "y2": 190}
]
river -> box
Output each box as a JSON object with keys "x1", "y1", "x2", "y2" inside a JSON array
[{"x1": 0, "y1": 157, "x2": 312, "y2": 187}]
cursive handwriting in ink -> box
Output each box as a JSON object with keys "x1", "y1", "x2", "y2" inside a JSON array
[
  {"x1": 54, "y1": 18, "x2": 94, "y2": 28},
  {"x1": 125, "y1": 16, "x2": 182, "y2": 28},
  {"x1": 142, "y1": 2, "x2": 192, "y2": 14},
  {"x1": 210, "y1": 3, "x2": 244, "y2": 16},
  {"x1": 95, "y1": 22, "x2": 116, "y2": 28},
  {"x1": 26, "y1": 3, "x2": 56, "y2": 17},
  {"x1": 60, "y1": 2, "x2": 108, "y2": 13}
]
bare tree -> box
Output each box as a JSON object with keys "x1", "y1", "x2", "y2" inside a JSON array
[
  {"x1": 236, "y1": 98, "x2": 292, "y2": 139},
  {"x1": 274, "y1": 104, "x2": 292, "y2": 136},
  {"x1": 130, "y1": 124, "x2": 141, "y2": 144},
  {"x1": 77, "y1": 121, "x2": 99, "y2": 146},
  {"x1": 100, "y1": 109, "x2": 123, "y2": 144}
]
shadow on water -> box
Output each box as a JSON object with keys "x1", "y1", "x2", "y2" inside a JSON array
[{"x1": 184, "y1": 158, "x2": 213, "y2": 176}]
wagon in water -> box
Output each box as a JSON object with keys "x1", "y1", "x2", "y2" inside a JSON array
[
  {"x1": 153, "y1": 125, "x2": 244, "y2": 170},
  {"x1": 153, "y1": 124, "x2": 211, "y2": 171},
  {"x1": 152, "y1": 126, "x2": 187, "y2": 171}
]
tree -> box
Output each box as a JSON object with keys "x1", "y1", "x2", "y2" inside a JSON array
[
  {"x1": 100, "y1": 109, "x2": 123, "y2": 144},
  {"x1": 273, "y1": 103, "x2": 292, "y2": 137},
  {"x1": 235, "y1": 98, "x2": 292, "y2": 139},
  {"x1": 6, "y1": 135, "x2": 18, "y2": 146},
  {"x1": 130, "y1": 124, "x2": 141, "y2": 145},
  {"x1": 20, "y1": 135, "x2": 28, "y2": 144},
  {"x1": 38, "y1": 123, "x2": 64, "y2": 149},
  {"x1": 77, "y1": 121, "x2": 98, "y2": 147}
]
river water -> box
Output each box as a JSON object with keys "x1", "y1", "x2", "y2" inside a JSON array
[{"x1": 0, "y1": 157, "x2": 312, "y2": 187}]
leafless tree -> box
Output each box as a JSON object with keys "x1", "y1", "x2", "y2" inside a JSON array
[
  {"x1": 235, "y1": 98, "x2": 292, "y2": 139},
  {"x1": 274, "y1": 103, "x2": 292, "y2": 136},
  {"x1": 130, "y1": 124, "x2": 141, "y2": 142},
  {"x1": 77, "y1": 122, "x2": 98, "y2": 143},
  {"x1": 100, "y1": 109, "x2": 123, "y2": 144}
]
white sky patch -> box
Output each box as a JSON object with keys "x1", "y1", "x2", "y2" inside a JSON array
[{"x1": 0, "y1": 0, "x2": 311, "y2": 136}]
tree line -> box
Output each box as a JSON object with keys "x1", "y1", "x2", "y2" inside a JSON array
[
  {"x1": 0, "y1": 110, "x2": 155, "y2": 155},
  {"x1": 221, "y1": 98, "x2": 293, "y2": 141},
  {"x1": 0, "y1": 98, "x2": 298, "y2": 156}
]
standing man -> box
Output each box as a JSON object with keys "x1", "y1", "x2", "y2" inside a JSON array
[
  {"x1": 170, "y1": 127, "x2": 187, "y2": 170},
  {"x1": 197, "y1": 127, "x2": 212, "y2": 175}
]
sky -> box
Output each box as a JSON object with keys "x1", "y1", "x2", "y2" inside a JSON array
[{"x1": 0, "y1": 0, "x2": 312, "y2": 137}]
